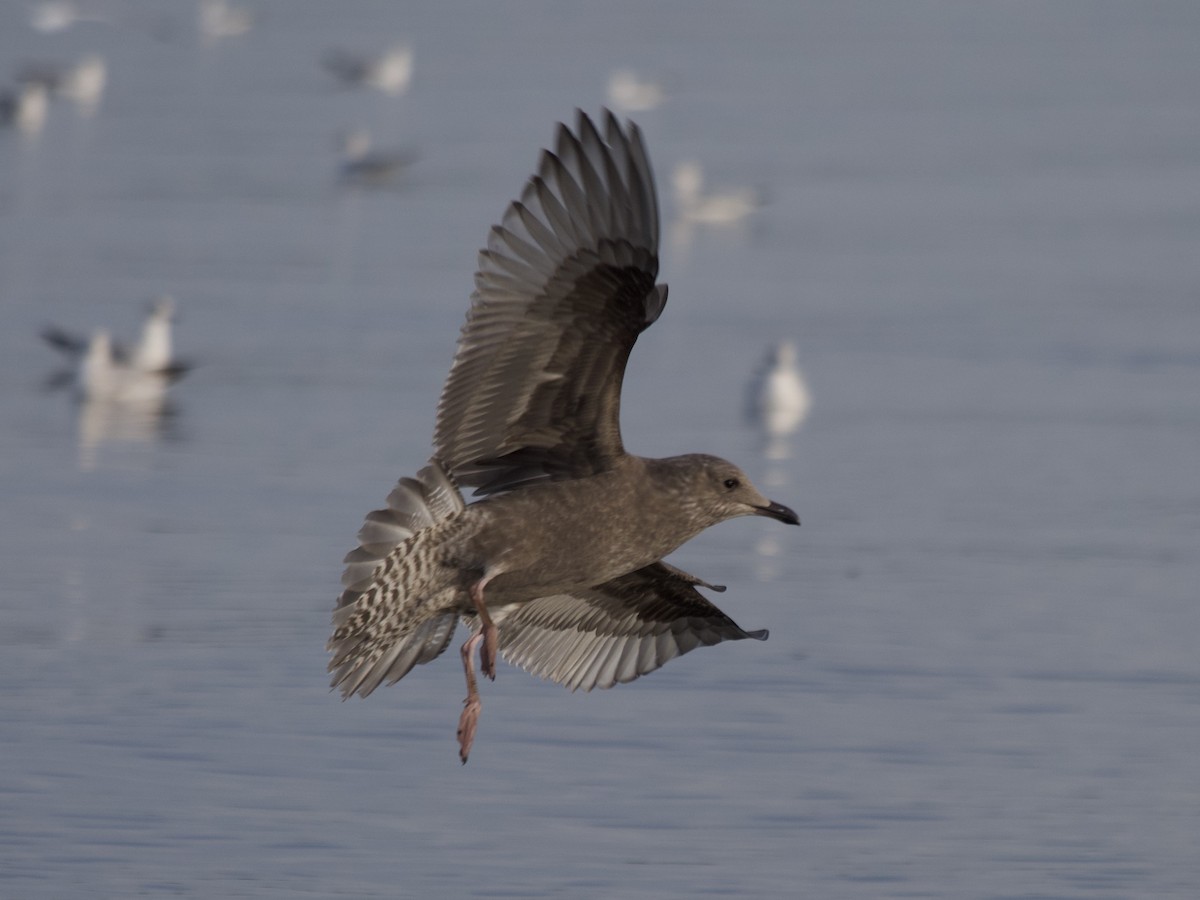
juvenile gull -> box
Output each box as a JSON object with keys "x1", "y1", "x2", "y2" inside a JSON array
[{"x1": 327, "y1": 110, "x2": 799, "y2": 763}]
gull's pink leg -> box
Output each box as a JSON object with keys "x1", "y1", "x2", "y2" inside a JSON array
[
  {"x1": 457, "y1": 631, "x2": 484, "y2": 764},
  {"x1": 469, "y1": 577, "x2": 499, "y2": 681}
]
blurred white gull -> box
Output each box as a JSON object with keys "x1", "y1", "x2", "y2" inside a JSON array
[
  {"x1": 80, "y1": 330, "x2": 167, "y2": 403},
  {"x1": 672, "y1": 160, "x2": 764, "y2": 225},
  {"x1": 130, "y1": 295, "x2": 180, "y2": 373},
  {"x1": 42, "y1": 296, "x2": 191, "y2": 401},
  {"x1": 0, "y1": 81, "x2": 49, "y2": 135},
  {"x1": 606, "y1": 68, "x2": 664, "y2": 112},
  {"x1": 323, "y1": 44, "x2": 413, "y2": 95},
  {"x1": 747, "y1": 340, "x2": 811, "y2": 441},
  {"x1": 338, "y1": 129, "x2": 418, "y2": 185},
  {"x1": 19, "y1": 54, "x2": 107, "y2": 115},
  {"x1": 28, "y1": 1, "x2": 107, "y2": 33},
  {"x1": 198, "y1": 0, "x2": 253, "y2": 40}
]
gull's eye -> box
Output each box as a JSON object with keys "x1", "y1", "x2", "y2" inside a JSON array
[{"x1": 723, "y1": 478, "x2": 740, "y2": 490}]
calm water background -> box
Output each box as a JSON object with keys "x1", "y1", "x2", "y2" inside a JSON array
[{"x1": 2, "y1": 2, "x2": 1199, "y2": 897}]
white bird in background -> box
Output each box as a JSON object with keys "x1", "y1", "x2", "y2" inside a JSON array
[
  {"x1": 0, "y1": 81, "x2": 50, "y2": 135},
  {"x1": 323, "y1": 44, "x2": 413, "y2": 96},
  {"x1": 19, "y1": 54, "x2": 107, "y2": 115},
  {"x1": 606, "y1": 69, "x2": 665, "y2": 112},
  {"x1": 338, "y1": 129, "x2": 418, "y2": 186},
  {"x1": 130, "y1": 295, "x2": 179, "y2": 374},
  {"x1": 672, "y1": 160, "x2": 764, "y2": 226},
  {"x1": 747, "y1": 340, "x2": 811, "y2": 442},
  {"x1": 80, "y1": 329, "x2": 163, "y2": 403},
  {"x1": 42, "y1": 296, "x2": 192, "y2": 402},
  {"x1": 28, "y1": 1, "x2": 107, "y2": 33},
  {"x1": 198, "y1": 0, "x2": 253, "y2": 41}
]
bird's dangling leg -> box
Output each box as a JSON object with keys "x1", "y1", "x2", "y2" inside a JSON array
[
  {"x1": 457, "y1": 631, "x2": 484, "y2": 764},
  {"x1": 469, "y1": 575, "x2": 499, "y2": 680}
]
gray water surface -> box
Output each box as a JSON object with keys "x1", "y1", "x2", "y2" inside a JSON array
[{"x1": 2, "y1": 2, "x2": 1199, "y2": 897}]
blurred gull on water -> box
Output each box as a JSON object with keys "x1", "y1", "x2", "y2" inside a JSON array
[
  {"x1": 18, "y1": 54, "x2": 107, "y2": 116},
  {"x1": 197, "y1": 0, "x2": 253, "y2": 41},
  {"x1": 672, "y1": 159, "x2": 764, "y2": 226},
  {"x1": 323, "y1": 43, "x2": 413, "y2": 95},
  {"x1": 606, "y1": 68, "x2": 665, "y2": 112},
  {"x1": 337, "y1": 129, "x2": 418, "y2": 187},
  {"x1": 0, "y1": 81, "x2": 49, "y2": 135},
  {"x1": 27, "y1": 0, "x2": 107, "y2": 33},
  {"x1": 42, "y1": 296, "x2": 192, "y2": 403},
  {"x1": 746, "y1": 340, "x2": 810, "y2": 461}
]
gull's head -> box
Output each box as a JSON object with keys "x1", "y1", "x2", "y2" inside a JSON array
[
  {"x1": 669, "y1": 454, "x2": 799, "y2": 529},
  {"x1": 150, "y1": 295, "x2": 175, "y2": 319},
  {"x1": 771, "y1": 340, "x2": 798, "y2": 367}
]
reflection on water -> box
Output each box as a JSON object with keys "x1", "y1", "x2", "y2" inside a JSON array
[{"x1": 75, "y1": 395, "x2": 179, "y2": 470}]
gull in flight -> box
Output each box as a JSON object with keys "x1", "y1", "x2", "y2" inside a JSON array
[{"x1": 327, "y1": 111, "x2": 800, "y2": 763}]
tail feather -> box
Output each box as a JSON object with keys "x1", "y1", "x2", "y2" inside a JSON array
[
  {"x1": 336, "y1": 461, "x2": 463, "y2": 606},
  {"x1": 331, "y1": 611, "x2": 458, "y2": 698},
  {"x1": 328, "y1": 459, "x2": 467, "y2": 698}
]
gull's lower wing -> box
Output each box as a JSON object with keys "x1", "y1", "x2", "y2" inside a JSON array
[{"x1": 491, "y1": 561, "x2": 767, "y2": 692}]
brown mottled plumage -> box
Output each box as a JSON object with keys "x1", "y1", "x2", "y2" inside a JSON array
[{"x1": 328, "y1": 111, "x2": 799, "y2": 762}]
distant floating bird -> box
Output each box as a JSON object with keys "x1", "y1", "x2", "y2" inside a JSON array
[
  {"x1": 606, "y1": 68, "x2": 664, "y2": 112},
  {"x1": 130, "y1": 295, "x2": 182, "y2": 374},
  {"x1": 672, "y1": 160, "x2": 764, "y2": 225},
  {"x1": 77, "y1": 329, "x2": 170, "y2": 403},
  {"x1": 326, "y1": 110, "x2": 800, "y2": 764},
  {"x1": 42, "y1": 296, "x2": 191, "y2": 402},
  {"x1": 28, "y1": 0, "x2": 107, "y2": 33},
  {"x1": 19, "y1": 54, "x2": 107, "y2": 115},
  {"x1": 197, "y1": 0, "x2": 253, "y2": 40},
  {"x1": 747, "y1": 340, "x2": 811, "y2": 441},
  {"x1": 337, "y1": 129, "x2": 418, "y2": 186},
  {"x1": 0, "y1": 81, "x2": 49, "y2": 135},
  {"x1": 323, "y1": 44, "x2": 413, "y2": 95}
]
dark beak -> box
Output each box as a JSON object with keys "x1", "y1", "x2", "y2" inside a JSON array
[{"x1": 755, "y1": 500, "x2": 800, "y2": 526}]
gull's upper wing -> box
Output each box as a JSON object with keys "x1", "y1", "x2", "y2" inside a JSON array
[
  {"x1": 489, "y1": 562, "x2": 768, "y2": 692},
  {"x1": 433, "y1": 109, "x2": 667, "y2": 496}
]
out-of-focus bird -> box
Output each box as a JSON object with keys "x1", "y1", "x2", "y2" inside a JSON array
[
  {"x1": 19, "y1": 54, "x2": 107, "y2": 114},
  {"x1": 606, "y1": 68, "x2": 664, "y2": 112},
  {"x1": 672, "y1": 160, "x2": 764, "y2": 225},
  {"x1": 198, "y1": 0, "x2": 253, "y2": 40},
  {"x1": 323, "y1": 44, "x2": 413, "y2": 95},
  {"x1": 0, "y1": 81, "x2": 50, "y2": 134},
  {"x1": 337, "y1": 129, "x2": 418, "y2": 186},
  {"x1": 42, "y1": 296, "x2": 192, "y2": 401},
  {"x1": 747, "y1": 340, "x2": 811, "y2": 440},
  {"x1": 28, "y1": 1, "x2": 107, "y2": 33}
]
